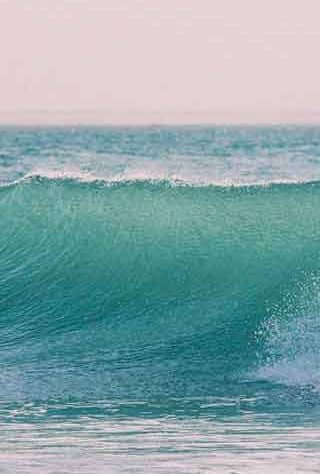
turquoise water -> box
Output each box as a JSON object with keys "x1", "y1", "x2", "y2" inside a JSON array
[{"x1": 1, "y1": 126, "x2": 320, "y2": 472}]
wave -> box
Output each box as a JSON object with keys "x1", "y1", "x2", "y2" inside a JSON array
[
  {"x1": 3, "y1": 169, "x2": 320, "y2": 189},
  {"x1": 1, "y1": 177, "x2": 320, "y2": 402}
]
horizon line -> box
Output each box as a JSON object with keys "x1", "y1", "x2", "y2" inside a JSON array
[
  {"x1": 0, "y1": 108, "x2": 320, "y2": 127},
  {"x1": 1, "y1": 121, "x2": 320, "y2": 128}
]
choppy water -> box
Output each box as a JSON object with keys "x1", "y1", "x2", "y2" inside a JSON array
[{"x1": 1, "y1": 126, "x2": 320, "y2": 472}]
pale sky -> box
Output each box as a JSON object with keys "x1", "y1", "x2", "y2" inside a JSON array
[{"x1": 1, "y1": 0, "x2": 320, "y2": 124}]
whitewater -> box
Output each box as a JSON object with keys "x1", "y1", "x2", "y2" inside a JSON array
[{"x1": 1, "y1": 125, "x2": 320, "y2": 473}]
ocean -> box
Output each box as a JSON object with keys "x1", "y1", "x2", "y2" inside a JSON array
[{"x1": 1, "y1": 125, "x2": 320, "y2": 473}]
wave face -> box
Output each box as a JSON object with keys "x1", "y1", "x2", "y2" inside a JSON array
[
  {"x1": 1, "y1": 177, "x2": 320, "y2": 403},
  {"x1": 1, "y1": 126, "x2": 320, "y2": 407}
]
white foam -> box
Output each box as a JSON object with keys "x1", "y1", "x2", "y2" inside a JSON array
[
  {"x1": 256, "y1": 354, "x2": 320, "y2": 390},
  {"x1": 1, "y1": 164, "x2": 319, "y2": 189},
  {"x1": 255, "y1": 278, "x2": 320, "y2": 389}
]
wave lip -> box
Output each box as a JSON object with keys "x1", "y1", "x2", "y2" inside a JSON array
[{"x1": 3, "y1": 167, "x2": 320, "y2": 190}]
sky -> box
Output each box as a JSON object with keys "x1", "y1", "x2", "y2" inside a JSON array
[{"x1": 1, "y1": 0, "x2": 320, "y2": 124}]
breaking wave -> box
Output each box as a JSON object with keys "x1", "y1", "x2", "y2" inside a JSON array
[{"x1": 1, "y1": 174, "x2": 320, "y2": 403}]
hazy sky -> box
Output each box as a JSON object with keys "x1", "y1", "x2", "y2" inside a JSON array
[{"x1": 1, "y1": 0, "x2": 320, "y2": 123}]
